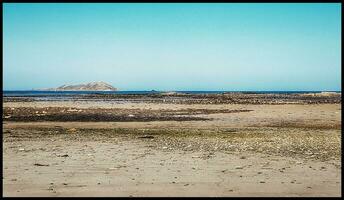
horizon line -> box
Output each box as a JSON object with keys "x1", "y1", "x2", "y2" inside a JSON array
[{"x1": 3, "y1": 89, "x2": 342, "y2": 92}]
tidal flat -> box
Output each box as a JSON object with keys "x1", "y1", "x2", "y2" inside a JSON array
[{"x1": 2, "y1": 92, "x2": 341, "y2": 197}]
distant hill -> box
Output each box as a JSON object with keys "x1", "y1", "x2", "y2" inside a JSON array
[{"x1": 41, "y1": 81, "x2": 117, "y2": 91}]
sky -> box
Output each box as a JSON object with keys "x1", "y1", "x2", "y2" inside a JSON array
[{"x1": 3, "y1": 3, "x2": 341, "y2": 91}]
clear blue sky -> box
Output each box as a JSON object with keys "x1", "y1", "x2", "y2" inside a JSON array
[{"x1": 3, "y1": 3, "x2": 341, "y2": 91}]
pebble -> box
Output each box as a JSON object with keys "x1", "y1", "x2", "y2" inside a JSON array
[
  {"x1": 235, "y1": 166, "x2": 243, "y2": 169},
  {"x1": 67, "y1": 128, "x2": 77, "y2": 133},
  {"x1": 34, "y1": 163, "x2": 49, "y2": 166},
  {"x1": 138, "y1": 135, "x2": 154, "y2": 139}
]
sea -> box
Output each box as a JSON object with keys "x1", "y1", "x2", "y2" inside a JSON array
[{"x1": 3, "y1": 90, "x2": 341, "y2": 97}]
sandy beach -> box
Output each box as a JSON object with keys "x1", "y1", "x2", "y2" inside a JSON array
[
  {"x1": 2, "y1": 93, "x2": 341, "y2": 197},
  {"x1": 4, "y1": 2, "x2": 341, "y2": 197}
]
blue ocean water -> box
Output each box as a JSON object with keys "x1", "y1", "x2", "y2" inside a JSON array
[{"x1": 2, "y1": 90, "x2": 340, "y2": 97}]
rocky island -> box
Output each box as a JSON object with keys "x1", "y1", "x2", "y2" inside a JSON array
[{"x1": 42, "y1": 81, "x2": 117, "y2": 91}]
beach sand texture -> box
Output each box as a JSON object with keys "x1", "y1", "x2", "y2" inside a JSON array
[{"x1": 3, "y1": 93, "x2": 341, "y2": 197}]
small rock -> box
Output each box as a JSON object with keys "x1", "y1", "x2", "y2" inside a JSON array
[
  {"x1": 34, "y1": 163, "x2": 49, "y2": 167},
  {"x1": 18, "y1": 148, "x2": 25, "y2": 151},
  {"x1": 67, "y1": 128, "x2": 77, "y2": 133},
  {"x1": 240, "y1": 156, "x2": 246, "y2": 159},
  {"x1": 235, "y1": 166, "x2": 243, "y2": 169},
  {"x1": 260, "y1": 181, "x2": 265, "y2": 183},
  {"x1": 138, "y1": 135, "x2": 154, "y2": 139}
]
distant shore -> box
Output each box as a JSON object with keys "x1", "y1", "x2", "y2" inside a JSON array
[{"x1": 3, "y1": 91, "x2": 341, "y2": 105}]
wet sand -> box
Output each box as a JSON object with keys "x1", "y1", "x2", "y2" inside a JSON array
[{"x1": 2, "y1": 93, "x2": 341, "y2": 197}]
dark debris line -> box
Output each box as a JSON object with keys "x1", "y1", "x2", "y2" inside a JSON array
[
  {"x1": 3, "y1": 106, "x2": 253, "y2": 122},
  {"x1": 3, "y1": 92, "x2": 341, "y2": 104}
]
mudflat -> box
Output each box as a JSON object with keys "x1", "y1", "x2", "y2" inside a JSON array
[{"x1": 2, "y1": 93, "x2": 341, "y2": 197}]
